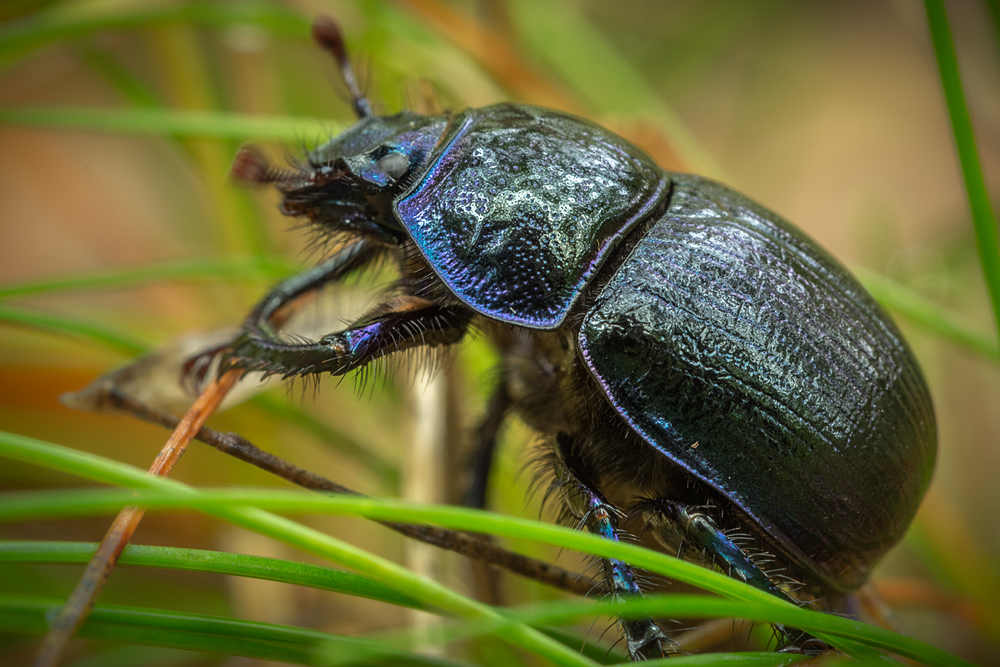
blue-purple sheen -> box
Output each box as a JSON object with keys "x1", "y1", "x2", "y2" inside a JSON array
[
  {"x1": 395, "y1": 104, "x2": 669, "y2": 329},
  {"x1": 579, "y1": 174, "x2": 936, "y2": 593},
  {"x1": 310, "y1": 111, "x2": 442, "y2": 168},
  {"x1": 340, "y1": 322, "x2": 381, "y2": 357},
  {"x1": 582, "y1": 497, "x2": 644, "y2": 599}
]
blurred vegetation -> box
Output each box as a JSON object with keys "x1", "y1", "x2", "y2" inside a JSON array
[{"x1": 0, "y1": 0, "x2": 998, "y2": 665}]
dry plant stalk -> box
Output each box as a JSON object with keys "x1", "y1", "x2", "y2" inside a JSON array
[{"x1": 33, "y1": 369, "x2": 244, "y2": 667}]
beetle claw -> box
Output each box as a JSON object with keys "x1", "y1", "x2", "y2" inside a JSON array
[
  {"x1": 624, "y1": 620, "x2": 675, "y2": 661},
  {"x1": 180, "y1": 349, "x2": 216, "y2": 395},
  {"x1": 777, "y1": 635, "x2": 834, "y2": 656},
  {"x1": 181, "y1": 335, "x2": 246, "y2": 394}
]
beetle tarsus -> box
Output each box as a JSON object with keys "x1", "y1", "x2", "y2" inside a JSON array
[
  {"x1": 777, "y1": 635, "x2": 834, "y2": 656},
  {"x1": 623, "y1": 619, "x2": 673, "y2": 661},
  {"x1": 182, "y1": 341, "x2": 231, "y2": 393}
]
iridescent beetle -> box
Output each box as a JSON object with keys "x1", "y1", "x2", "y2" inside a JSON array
[{"x1": 189, "y1": 16, "x2": 936, "y2": 659}]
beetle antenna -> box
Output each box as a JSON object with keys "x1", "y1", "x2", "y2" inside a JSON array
[
  {"x1": 230, "y1": 144, "x2": 301, "y2": 189},
  {"x1": 312, "y1": 15, "x2": 373, "y2": 119}
]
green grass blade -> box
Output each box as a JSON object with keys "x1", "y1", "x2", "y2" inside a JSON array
[
  {"x1": 0, "y1": 593, "x2": 462, "y2": 667},
  {"x1": 640, "y1": 654, "x2": 809, "y2": 667},
  {"x1": 0, "y1": 106, "x2": 333, "y2": 142},
  {"x1": 0, "y1": 432, "x2": 971, "y2": 665},
  {"x1": 924, "y1": 0, "x2": 1000, "y2": 342},
  {"x1": 506, "y1": 596, "x2": 958, "y2": 667},
  {"x1": 0, "y1": 3, "x2": 309, "y2": 67},
  {"x1": 0, "y1": 303, "x2": 147, "y2": 356},
  {"x1": 0, "y1": 256, "x2": 294, "y2": 300},
  {"x1": 0, "y1": 426, "x2": 852, "y2": 611},
  {"x1": 0, "y1": 431, "x2": 597, "y2": 667},
  {"x1": 316, "y1": 597, "x2": 814, "y2": 667},
  {"x1": 0, "y1": 541, "x2": 422, "y2": 610},
  {"x1": 854, "y1": 266, "x2": 1000, "y2": 362},
  {"x1": 0, "y1": 486, "x2": 956, "y2": 665},
  {"x1": 0, "y1": 486, "x2": 962, "y2": 664}
]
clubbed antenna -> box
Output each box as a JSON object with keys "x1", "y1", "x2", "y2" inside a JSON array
[
  {"x1": 230, "y1": 145, "x2": 300, "y2": 189},
  {"x1": 312, "y1": 15, "x2": 373, "y2": 119}
]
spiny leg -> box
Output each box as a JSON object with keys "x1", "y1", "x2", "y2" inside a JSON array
[
  {"x1": 553, "y1": 433, "x2": 670, "y2": 661},
  {"x1": 642, "y1": 498, "x2": 826, "y2": 652},
  {"x1": 185, "y1": 239, "x2": 382, "y2": 384},
  {"x1": 219, "y1": 295, "x2": 472, "y2": 379},
  {"x1": 241, "y1": 239, "x2": 381, "y2": 336}
]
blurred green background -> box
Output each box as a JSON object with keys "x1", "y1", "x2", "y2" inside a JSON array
[{"x1": 0, "y1": 0, "x2": 998, "y2": 665}]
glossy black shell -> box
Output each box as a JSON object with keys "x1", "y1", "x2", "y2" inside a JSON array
[
  {"x1": 395, "y1": 104, "x2": 669, "y2": 328},
  {"x1": 311, "y1": 98, "x2": 936, "y2": 594},
  {"x1": 579, "y1": 174, "x2": 937, "y2": 591}
]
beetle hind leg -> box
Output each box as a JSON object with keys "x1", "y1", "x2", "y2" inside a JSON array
[{"x1": 639, "y1": 497, "x2": 824, "y2": 652}]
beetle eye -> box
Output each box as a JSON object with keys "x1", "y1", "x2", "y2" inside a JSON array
[{"x1": 376, "y1": 152, "x2": 409, "y2": 181}]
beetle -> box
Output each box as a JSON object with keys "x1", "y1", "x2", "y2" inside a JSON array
[{"x1": 187, "y1": 15, "x2": 936, "y2": 660}]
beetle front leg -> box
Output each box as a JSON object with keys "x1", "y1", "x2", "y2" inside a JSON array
[
  {"x1": 241, "y1": 239, "x2": 381, "y2": 335},
  {"x1": 185, "y1": 240, "x2": 382, "y2": 385},
  {"x1": 553, "y1": 433, "x2": 671, "y2": 660},
  {"x1": 219, "y1": 297, "x2": 472, "y2": 380}
]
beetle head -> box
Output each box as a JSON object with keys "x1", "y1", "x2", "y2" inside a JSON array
[
  {"x1": 229, "y1": 16, "x2": 449, "y2": 244},
  {"x1": 306, "y1": 112, "x2": 448, "y2": 192}
]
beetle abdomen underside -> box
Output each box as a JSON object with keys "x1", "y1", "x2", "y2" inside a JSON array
[
  {"x1": 579, "y1": 174, "x2": 936, "y2": 592},
  {"x1": 395, "y1": 103, "x2": 669, "y2": 328}
]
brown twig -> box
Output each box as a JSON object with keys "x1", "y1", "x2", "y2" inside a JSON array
[
  {"x1": 34, "y1": 369, "x2": 243, "y2": 667},
  {"x1": 91, "y1": 385, "x2": 593, "y2": 598}
]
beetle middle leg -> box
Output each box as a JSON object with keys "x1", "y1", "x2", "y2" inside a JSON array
[
  {"x1": 551, "y1": 431, "x2": 672, "y2": 660},
  {"x1": 465, "y1": 382, "x2": 512, "y2": 509}
]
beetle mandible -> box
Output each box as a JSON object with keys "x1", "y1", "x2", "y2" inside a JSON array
[{"x1": 188, "y1": 16, "x2": 937, "y2": 660}]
